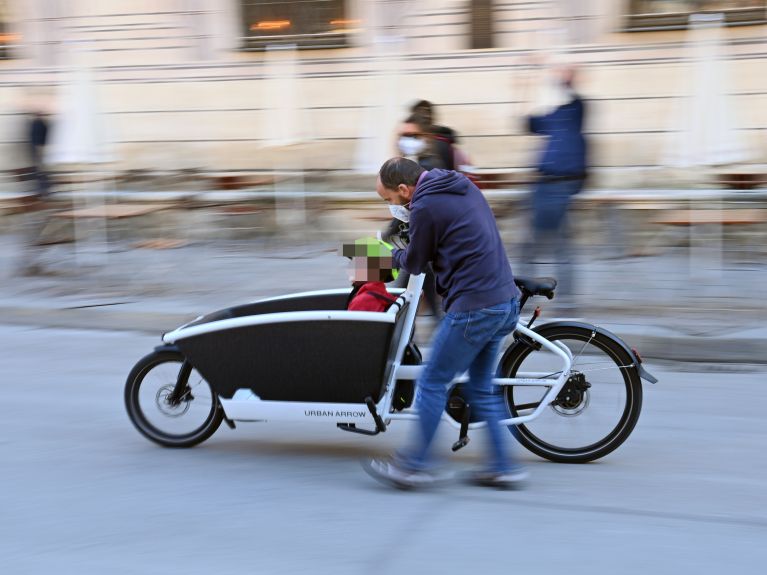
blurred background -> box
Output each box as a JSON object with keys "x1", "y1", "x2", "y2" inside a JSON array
[
  {"x1": 1, "y1": 3, "x2": 767, "y2": 573},
  {"x1": 0, "y1": 0, "x2": 764, "y2": 327}
]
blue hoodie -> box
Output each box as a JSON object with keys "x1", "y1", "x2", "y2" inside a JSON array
[{"x1": 392, "y1": 169, "x2": 520, "y2": 313}]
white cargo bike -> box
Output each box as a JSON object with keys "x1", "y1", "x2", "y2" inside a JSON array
[{"x1": 125, "y1": 273, "x2": 657, "y2": 463}]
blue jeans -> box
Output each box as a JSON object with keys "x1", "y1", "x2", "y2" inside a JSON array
[
  {"x1": 396, "y1": 298, "x2": 520, "y2": 473},
  {"x1": 522, "y1": 179, "x2": 583, "y2": 301}
]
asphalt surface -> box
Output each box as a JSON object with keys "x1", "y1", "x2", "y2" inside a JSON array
[{"x1": 1, "y1": 324, "x2": 765, "y2": 574}]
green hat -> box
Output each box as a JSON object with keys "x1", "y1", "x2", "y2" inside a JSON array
[
  {"x1": 341, "y1": 237, "x2": 399, "y2": 281},
  {"x1": 341, "y1": 236, "x2": 393, "y2": 258}
]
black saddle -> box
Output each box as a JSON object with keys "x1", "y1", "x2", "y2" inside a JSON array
[{"x1": 514, "y1": 276, "x2": 557, "y2": 300}]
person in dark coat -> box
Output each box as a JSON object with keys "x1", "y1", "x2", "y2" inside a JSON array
[
  {"x1": 19, "y1": 111, "x2": 54, "y2": 275},
  {"x1": 388, "y1": 112, "x2": 445, "y2": 319},
  {"x1": 523, "y1": 66, "x2": 587, "y2": 309}
]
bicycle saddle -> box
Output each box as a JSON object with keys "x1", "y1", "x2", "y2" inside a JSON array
[{"x1": 514, "y1": 276, "x2": 557, "y2": 299}]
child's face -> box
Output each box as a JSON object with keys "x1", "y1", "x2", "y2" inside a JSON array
[{"x1": 350, "y1": 256, "x2": 393, "y2": 283}]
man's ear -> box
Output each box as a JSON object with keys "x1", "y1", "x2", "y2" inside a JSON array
[{"x1": 398, "y1": 183, "x2": 413, "y2": 200}]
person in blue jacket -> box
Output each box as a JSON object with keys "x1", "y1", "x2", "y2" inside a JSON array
[
  {"x1": 362, "y1": 157, "x2": 527, "y2": 490},
  {"x1": 524, "y1": 66, "x2": 587, "y2": 309}
]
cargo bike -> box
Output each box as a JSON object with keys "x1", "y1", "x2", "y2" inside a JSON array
[{"x1": 124, "y1": 273, "x2": 657, "y2": 463}]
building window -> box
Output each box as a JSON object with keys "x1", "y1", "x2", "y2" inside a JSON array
[
  {"x1": 0, "y1": 0, "x2": 15, "y2": 59},
  {"x1": 470, "y1": 0, "x2": 494, "y2": 49},
  {"x1": 241, "y1": 0, "x2": 354, "y2": 50},
  {"x1": 626, "y1": 1, "x2": 767, "y2": 30}
]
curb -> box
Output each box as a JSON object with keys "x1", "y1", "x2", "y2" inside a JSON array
[{"x1": 2, "y1": 305, "x2": 765, "y2": 364}]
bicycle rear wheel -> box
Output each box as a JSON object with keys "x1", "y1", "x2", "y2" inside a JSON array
[{"x1": 501, "y1": 324, "x2": 643, "y2": 463}]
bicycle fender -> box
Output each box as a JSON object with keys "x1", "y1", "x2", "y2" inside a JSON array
[
  {"x1": 153, "y1": 343, "x2": 182, "y2": 354},
  {"x1": 505, "y1": 320, "x2": 658, "y2": 384}
]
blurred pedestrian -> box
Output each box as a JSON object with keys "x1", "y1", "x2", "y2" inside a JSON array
[
  {"x1": 364, "y1": 158, "x2": 526, "y2": 490},
  {"x1": 19, "y1": 110, "x2": 55, "y2": 276},
  {"x1": 409, "y1": 100, "x2": 455, "y2": 157},
  {"x1": 522, "y1": 65, "x2": 587, "y2": 310},
  {"x1": 409, "y1": 99, "x2": 477, "y2": 172},
  {"x1": 390, "y1": 112, "x2": 443, "y2": 319},
  {"x1": 396, "y1": 112, "x2": 448, "y2": 170}
]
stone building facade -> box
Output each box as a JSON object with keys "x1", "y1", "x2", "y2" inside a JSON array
[{"x1": 0, "y1": 1, "x2": 765, "y2": 187}]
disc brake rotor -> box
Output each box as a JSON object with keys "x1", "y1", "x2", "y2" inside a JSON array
[{"x1": 156, "y1": 384, "x2": 191, "y2": 417}]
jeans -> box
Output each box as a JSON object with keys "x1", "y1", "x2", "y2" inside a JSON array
[
  {"x1": 522, "y1": 179, "x2": 583, "y2": 302},
  {"x1": 396, "y1": 298, "x2": 520, "y2": 473}
]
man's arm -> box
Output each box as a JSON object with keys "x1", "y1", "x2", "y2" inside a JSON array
[
  {"x1": 391, "y1": 207, "x2": 436, "y2": 275},
  {"x1": 528, "y1": 112, "x2": 550, "y2": 135}
]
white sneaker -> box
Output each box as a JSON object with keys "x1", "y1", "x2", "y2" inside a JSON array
[
  {"x1": 466, "y1": 468, "x2": 529, "y2": 490},
  {"x1": 362, "y1": 458, "x2": 453, "y2": 490}
]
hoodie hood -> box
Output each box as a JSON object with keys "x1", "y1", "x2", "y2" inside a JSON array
[{"x1": 412, "y1": 169, "x2": 467, "y2": 204}]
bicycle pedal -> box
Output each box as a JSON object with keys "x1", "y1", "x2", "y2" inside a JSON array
[{"x1": 452, "y1": 436, "x2": 470, "y2": 452}]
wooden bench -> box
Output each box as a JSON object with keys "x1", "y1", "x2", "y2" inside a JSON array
[
  {"x1": 650, "y1": 208, "x2": 767, "y2": 227},
  {"x1": 716, "y1": 173, "x2": 767, "y2": 191},
  {"x1": 53, "y1": 203, "x2": 177, "y2": 220},
  {"x1": 0, "y1": 193, "x2": 37, "y2": 216},
  {"x1": 468, "y1": 170, "x2": 535, "y2": 190},
  {"x1": 648, "y1": 208, "x2": 767, "y2": 257},
  {"x1": 51, "y1": 203, "x2": 182, "y2": 248}
]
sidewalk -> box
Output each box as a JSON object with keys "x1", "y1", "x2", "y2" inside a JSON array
[{"x1": 1, "y1": 233, "x2": 765, "y2": 363}]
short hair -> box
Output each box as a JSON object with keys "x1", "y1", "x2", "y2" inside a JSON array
[
  {"x1": 378, "y1": 157, "x2": 425, "y2": 190},
  {"x1": 403, "y1": 112, "x2": 430, "y2": 133},
  {"x1": 410, "y1": 100, "x2": 433, "y2": 113}
]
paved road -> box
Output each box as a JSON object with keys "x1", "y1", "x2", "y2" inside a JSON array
[{"x1": 1, "y1": 324, "x2": 765, "y2": 574}]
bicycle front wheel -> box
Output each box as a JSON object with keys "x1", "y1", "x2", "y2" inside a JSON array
[
  {"x1": 501, "y1": 324, "x2": 643, "y2": 463},
  {"x1": 125, "y1": 350, "x2": 223, "y2": 448}
]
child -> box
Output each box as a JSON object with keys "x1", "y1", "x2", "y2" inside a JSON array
[{"x1": 342, "y1": 238, "x2": 398, "y2": 312}]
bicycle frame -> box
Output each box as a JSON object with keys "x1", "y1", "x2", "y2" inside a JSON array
[
  {"x1": 384, "y1": 323, "x2": 573, "y2": 430},
  {"x1": 378, "y1": 273, "x2": 573, "y2": 430}
]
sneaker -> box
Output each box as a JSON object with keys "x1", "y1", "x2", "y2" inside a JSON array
[
  {"x1": 361, "y1": 458, "x2": 453, "y2": 490},
  {"x1": 466, "y1": 468, "x2": 529, "y2": 490}
]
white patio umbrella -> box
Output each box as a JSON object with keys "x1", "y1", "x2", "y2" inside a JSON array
[
  {"x1": 262, "y1": 44, "x2": 309, "y2": 233},
  {"x1": 661, "y1": 13, "x2": 750, "y2": 279},
  {"x1": 46, "y1": 43, "x2": 115, "y2": 265},
  {"x1": 353, "y1": 0, "x2": 411, "y2": 173},
  {"x1": 664, "y1": 12, "x2": 750, "y2": 169},
  {"x1": 353, "y1": 35, "x2": 403, "y2": 173}
]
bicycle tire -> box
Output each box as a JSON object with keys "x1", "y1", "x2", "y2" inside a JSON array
[
  {"x1": 501, "y1": 323, "x2": 643, "y2": 463},
  {"x1": 125, "y1": 350, "x2": 223, "y2": 448}
]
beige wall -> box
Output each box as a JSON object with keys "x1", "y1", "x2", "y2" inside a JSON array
[{"x1": 1, "y1": 0, "x2": 765, "y2": 186}]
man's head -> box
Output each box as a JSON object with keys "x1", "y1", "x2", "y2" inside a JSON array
[
  {"x1": 376, "y1": 157, "x2": 425, "y2": 207},
  {"x1": 341, "y1": 237, "x2": 396, "y2": 283},
  {"x1": 557, "y1": 65, "x2": 577, "y2": 89}
]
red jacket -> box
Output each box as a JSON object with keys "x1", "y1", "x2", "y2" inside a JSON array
[{"x1": 347, "y1": 282, "x2": 396, "y2": 312}]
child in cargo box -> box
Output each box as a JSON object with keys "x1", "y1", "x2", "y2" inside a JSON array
[{"x1": 342, "y1": 238, "x2": 398, "y2": 312}]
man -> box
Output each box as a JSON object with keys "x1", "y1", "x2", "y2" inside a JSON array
[
  {"x1": 363, "y1": 157, "x2": 526, "y2": 490},
  {"x1": 524, "y1": 66, "x2": 587, "y2": 309}
]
